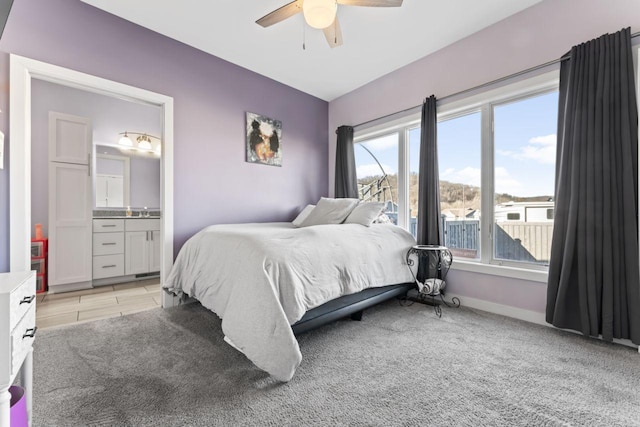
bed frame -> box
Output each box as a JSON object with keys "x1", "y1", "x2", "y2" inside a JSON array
[{"x1": 291, "y1": 283, "x2": 415, "y2": 335}]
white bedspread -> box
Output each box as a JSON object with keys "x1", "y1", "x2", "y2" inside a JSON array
[{"x1": 164, "y1": 222, "x2": 416, "y2": 381}]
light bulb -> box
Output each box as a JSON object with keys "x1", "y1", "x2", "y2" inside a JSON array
[
  {"x1": 303, "y1": 0, "x2": 337, "y2": 29},
  {"x1": 119, "y1": 133, "x2": 133, "y2": 147}
]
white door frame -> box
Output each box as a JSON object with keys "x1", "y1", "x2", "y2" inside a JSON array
[{"x1": 9, "y1": 54, "x2": 178, "y2": 307}]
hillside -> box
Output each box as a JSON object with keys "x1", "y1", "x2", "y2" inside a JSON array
[{"x1": 358, "y1": 173, "x2": 552, "y2": 215}]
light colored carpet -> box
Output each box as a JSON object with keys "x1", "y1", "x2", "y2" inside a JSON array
[{"x1": 33, "y1": 300, "x2": 640, "y2": 426}]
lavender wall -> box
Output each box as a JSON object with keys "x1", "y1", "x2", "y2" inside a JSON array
[
  {"x1": 0, "y1": 0, "x2": 328, "y2": 269},
  {"x1": 328, "y1": 0, "x2": 640, "y2": 314}
]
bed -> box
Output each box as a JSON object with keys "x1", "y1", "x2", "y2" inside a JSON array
[{"x1": 164, "y1": 222, "x2": 416, "y2": 381}]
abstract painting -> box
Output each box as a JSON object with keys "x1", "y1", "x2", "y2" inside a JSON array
[{"x1": 246, "y1": 112, "x2": 282, "y2": 167}]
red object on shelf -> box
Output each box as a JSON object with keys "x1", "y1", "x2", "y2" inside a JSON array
[
  {"x1": 35, "y1": 223, "x2": 43, "y2": 240},
  {"x1": 31, "y1": 238, "x2": 48, "y2": 294}
]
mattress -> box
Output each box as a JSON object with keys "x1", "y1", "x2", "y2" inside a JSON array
[{"x1": 164, "y1": 222, "x2": 416, "y2": 381}]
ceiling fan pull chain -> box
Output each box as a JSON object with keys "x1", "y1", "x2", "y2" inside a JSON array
[{"x1": 302, "y1": 17, "x2": 306, "y2": 50}]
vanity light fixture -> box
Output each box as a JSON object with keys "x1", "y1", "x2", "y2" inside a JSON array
[
  {"x1": 117, "y1": 131, "x2": 161, "y2": 153},
  {"x1": 118, "y1": 131, "x2": 133, "y2": 147},
  {"x1": 136, "y1": 134, "x2": 153, "y2": 150}
]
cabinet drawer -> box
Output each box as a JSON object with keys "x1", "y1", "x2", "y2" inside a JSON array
[
  {"x1": 125, "y1": 219, "x2": 160, "y2": 232},
  {"x1": 9, "y1": 272, "x2": 36, "y2": 330},
  {"x1": 93, "y1": 254, "x2": 125, "y2": 279},
  {"x1": 12, "y1": 304, "x2": 36, "y2": 377},
  {"x1": 93, "y1": 232, "x2": 124, "y2": 256},
  {"x1": 93, "y1": 219, "x2": 124, "y2": 233}
]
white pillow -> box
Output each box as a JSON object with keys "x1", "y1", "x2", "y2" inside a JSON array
[
  {"x1": 344, "y1": 202, "x2": 386, "y2": 227},
  {"x1": 299, "y1": 197, "x2": 359, "y2": 227},
  {"x1": 292, "y1": 204, "x2": 315, "y2": 227}
]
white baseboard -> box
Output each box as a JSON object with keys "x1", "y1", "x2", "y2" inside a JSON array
[
  {"x1": 48, "y1": 281, "x2": 92, "y2": 294},
  {"x1": 446, "y1": 293, "x2": 547, "y2": 325},
  {"x1": 446, "y1": 293, "x2": 639, "y2": 351}
]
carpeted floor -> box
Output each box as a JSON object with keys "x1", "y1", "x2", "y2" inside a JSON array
[{"x1": 33, "y1": 300, "x2": 640, "y2": 426}]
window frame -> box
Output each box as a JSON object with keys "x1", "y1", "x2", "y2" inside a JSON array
[
  {"x1": 354, "y1": 123, "x2": 420, "y2": 231},
  {"x1": 354, "y1": 70, "x2": 560, "y2": 281}
]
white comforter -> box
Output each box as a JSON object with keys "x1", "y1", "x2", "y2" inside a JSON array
[{"x1": 164, "y1": 222, "x2": 416, "y2": 381}]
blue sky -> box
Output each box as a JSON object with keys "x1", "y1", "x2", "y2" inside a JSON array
[{"x1": 355, "y1": 90, "x2": 559, "y2": 198}]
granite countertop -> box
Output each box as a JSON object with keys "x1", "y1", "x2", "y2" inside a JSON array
[
  {"x1": 93, "y1": 209, "x2": 161, "y2": 219},
  {"x1": 93, "y1": 216, "x2": 162, "y2": 219}
]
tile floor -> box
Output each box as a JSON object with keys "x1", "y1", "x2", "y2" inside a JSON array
[{"x1": 36, "y1": 278, "x2": 161, "y2": 330}]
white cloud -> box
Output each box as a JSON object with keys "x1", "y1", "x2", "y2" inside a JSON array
[
  {"x1": 357, "y1": 163, "x2": 395, "y2": 178},
  {"x1": 441, "y1": 166, "x2": 522, "y2": 194},
  {"x1": 530, "y1": 134, "x2": 556, "y2": 145},
  {"x1": 495, "y1": 167, "x2": 522, "y2": 194},
  {"x1": 440, "y1": 167, "x2": 481, "y2": 187},
  {"x1": 496, "y1": 134, "x2": 556, "y2": 165},
  {"x1": 361, "y1": 134, "x2": 397, "y2": 152}
]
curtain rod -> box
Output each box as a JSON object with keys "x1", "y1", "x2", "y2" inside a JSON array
[{"x1": 353, "y1": 31, "x2": 640, "y2": 130}]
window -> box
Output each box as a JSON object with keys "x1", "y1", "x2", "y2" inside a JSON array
[
  {"x1": 354, "y1": 132, "x2": 400, "y2": 223},
  {"x1": 493, "y1": 91, "x2": 558, "y2": 265},
  {"x1": 355, "y1": 126, "x2": 421, "y2": 237},
  {"x1": 354, "y1": 71, "x2": 559, "y2": 271},
  {"x1": 438, "y1": 112, "x2": 481, "y2": 260}
]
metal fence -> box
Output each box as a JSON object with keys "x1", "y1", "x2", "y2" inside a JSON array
[
  {"x1": 441, "y1": 219, "x2": 553, "y2": 264},
  {"x1": 444, "y1": 220, "x2": 480, "y2": 251}
]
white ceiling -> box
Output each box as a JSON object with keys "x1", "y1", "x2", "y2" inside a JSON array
[{"x1": 81, "y1": 0, "x2": 543, "y2": 101}]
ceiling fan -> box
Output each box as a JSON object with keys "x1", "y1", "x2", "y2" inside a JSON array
[{"x1": 256, "y1": 0, "x2": 403, "y2": 48}]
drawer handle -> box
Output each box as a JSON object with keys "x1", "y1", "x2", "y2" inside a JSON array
[
  {"x1": 102, "y1": 265, "x2": 117, "y2": 268},
  {"x1": 20, "y1": 295, "x2": 35, "y2": 305},
  {"x1": 102, "y1": 242, "x2": 117, "y2": 246},
  {"x1": 23, "y1": 327, "x2": 37, "y2": 339},
  {"x1": 102, "y1": 225, "x2": 117, "y2": 228}
]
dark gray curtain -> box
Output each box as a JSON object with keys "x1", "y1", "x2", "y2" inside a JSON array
[
  {"x1": 335, "y1": 125, "x2": 358, "y2": 198},
  {"x1": 416, "y1": 95, "x2": 442, "y2": 246},
  {"x1": 546, "y1": 28, "x2": 640, "y2": 345}
]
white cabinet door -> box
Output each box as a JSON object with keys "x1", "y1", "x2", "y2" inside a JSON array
[
  {"x1": 125, "y1": 231, "x2": 149, "y2": 275},
  {"x1": 149, "y1": 231, "x2": 161, "y2": 273},
  {"x1": 48, "y1": 162, "x2": 93, "y2": 287},
  {"x1": 48, "y1": 112, "x2": 92, "y2": 165}
]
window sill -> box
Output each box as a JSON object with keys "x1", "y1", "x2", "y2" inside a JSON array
[{"x1": 450, "y1": 260, "x2": 549, "y2": 283}]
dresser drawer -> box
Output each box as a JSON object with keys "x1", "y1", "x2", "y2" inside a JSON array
[
  {"x1": 93, "y1": 219, "x2": 125, "y2": 233},
  {"x1": 93, "y1": 254, "x2": 125, "y2": 279},
  {"x1": 9, "y1": 272, "x2": 36, "y2": 330},
  {"x1": 11, "y1": 304, "x2": 36, "y2": 377},
  {"x1": 125, "y1": 219, "x2": 160, "y2": 232},
  {"x1": 93, "y1": 232, "x2": 124, "y2": 256}
]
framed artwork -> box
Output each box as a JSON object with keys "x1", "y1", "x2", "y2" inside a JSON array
[{"x1": 246, "y1": 112, "x2": 282, "y2": 167}]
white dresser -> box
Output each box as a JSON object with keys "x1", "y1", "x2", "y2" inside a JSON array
[{"x1": 0, "y1": 271, "x2": 36, "y2": 427}]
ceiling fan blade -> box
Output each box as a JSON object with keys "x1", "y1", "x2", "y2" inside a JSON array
[
  {"x1": 256, "y1": 0, "x2": 302, "y2": 28},
  {"x1": 323, "y1": 17, "x2": 343, "y2": 48},
  {"x1": 337, "y1": 0, "x2": 403, "y2": 6}
]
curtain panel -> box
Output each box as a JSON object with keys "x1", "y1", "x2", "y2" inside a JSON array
[
  {"x1": 335, "y1": 125, "x2": 358, "y2": 199},
  {"x1": 546, "y1": 28, "x2": 640, "y2": 344},
  {"x1": 416, "y1": 95, "x2": 443, "y2": 246}
]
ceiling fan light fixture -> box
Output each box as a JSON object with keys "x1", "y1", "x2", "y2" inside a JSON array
[{"x1": 302, "y1": 0, "x2": 337, "y2": 29}]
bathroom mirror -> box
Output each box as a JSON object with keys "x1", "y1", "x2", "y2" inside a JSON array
[{"x1": 94, "y1": 145, "x2": 160, "y2": 209}]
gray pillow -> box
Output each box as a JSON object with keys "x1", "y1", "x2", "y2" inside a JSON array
[
  {"x1": 292, "y1": 204, "x2": 315, "y2": 227},
  {"x1": 344, "y1": 202, "x2": 386, "y2": 227},
  {"x1": 299, "y1": 197, "x2": 359, "y2": 227}
]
